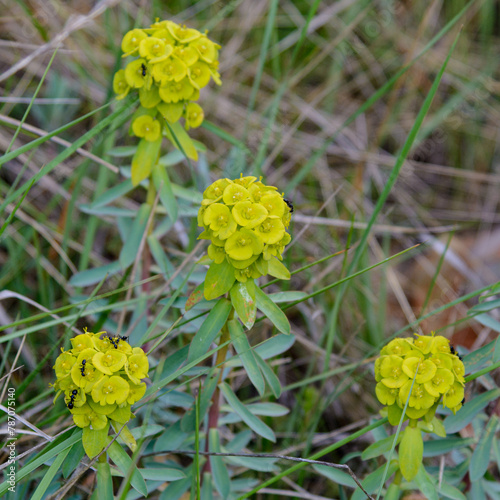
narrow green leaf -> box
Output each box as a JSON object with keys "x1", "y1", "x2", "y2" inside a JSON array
[
  {"x1": 30, "y1": 446, "x2": 71, "y2": 500},
  {"x1": 131, "y1": 137, "x2": 162, "y2": 186},
  {"x1": 494, "y1": 335, "x2": 500, "y2": 364},
  {"x1": 423, "y1": 437, "x2": 474, "y2": 457},
  {"x1": 230, "y1": 280, "x2": 257, "y2": 330},
  {"x1": 445, "y1": 389, "x2": 500, "y2": 434},
  {"x1": 91, "y1": 179, "x2": 134, "y2": 208},
  {"x1": 188, "y1": 298, "x2": 232, "y2": 362},
  {"x1": 254, "y1": 352, "x2": 281, "y2": 398},
  {"x1": 399, "y1": 426, "x2": 423, "y2": 481},
  {"x1": 69, "y1": 261, "x2": 121, "y2": 287},
  {"x1": 154, "y1": 421, "x2": 187, "y2": 453},
  {"x1": 312, "y1": 464, "x2": 356, "y2": 488},
  {"x1": 254, "y1": 287, "x2": 290, "y2": 335},
  {"x1": 209, "y1": 429, "x2": 230, "y2": 499},
  {"x1": 152, "y1": 162, "x2": 178, "y2": 221},
  {"x1": 220, "y1": 382, "x2": 276, "y2": 442},
  {"x1": 266, "y1": 291, "x2": 307, "y2": 303},
  {"x1": 135, "y1": 468, "x2": 186, "y2": 481},
  {"x1": 351, "y1": 461, "x2": 399, "y2": 500},
  {"x1": 228, "y1": 319, "x2": 265, "y2": 396},
  {"x1": 62, "y1": 440, "x2": 85, "y2": 478},
  {"x1": 106, "y1": 440, "x2": 147, "y2": 497},
  {"x1": 106, "y1": 145, "x2": 137, "y2": 157},
  {"x1": 470, "y1": 415, "x2": 499, "y2": 481},
  {"x1": 440, "y1": 481, "x2": 467, "y2": 500},
  {"x1": 95, "y1": 460, "x2": 114, "y2": 500},
  {"x1": 119, "y1": 204, "x2": 151, "y2": 268},
  {"x1": 414, "y1": 465, "x2": 438, "y2": 500},
  {"x1": 204, "y1": 260, "x2": 235, "y2": 301},
  {"x1": 362, "y1": 435, "x2": 400, "y2": 460},
  {"x1": 181, "y1": 373, "x2": 219, "y2": 432}
]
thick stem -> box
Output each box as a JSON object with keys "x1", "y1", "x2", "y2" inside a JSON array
[{"x1": 202, "y1": 322, "x2": 231, "y2": 474}]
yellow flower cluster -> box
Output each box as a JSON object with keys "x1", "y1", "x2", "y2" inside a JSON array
[
  {"x1": 53, "y1": 330, "x2": 149, "y2": 430},
  {"x1": 198, "y1": 176, "x2": 292, "y2": 282},
  {"x1": 113, "y1": 19, "x2": 221, "y2": 136},
  {"x1": 375, "y1": 333, "x2": 466, "y2": 420}
]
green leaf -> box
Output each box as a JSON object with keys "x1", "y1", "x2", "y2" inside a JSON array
[
  {"x1": 254, "y1": 286, "x2": 291, "y2": 335},
  {"x1": 154, "y1": 421, "x2": 187, "y2": 453},
  {"x1": 470, "y1": 415, "x2": 499, "y2": 481},
  {"x1": 440, "y1": 481, "x2": 467, "y2": 500},
  {"x1": 445, "y1": 389, "x2": 500, "y2": 433},
  {"x1": 209, "y1": 429, "x2": 230, "y2": 499},
  {"x1": 95, "y1": 460, "x2": 114, "y2": 500},
  {"x1": 267, "y1": 257, "x2": 290, "y2": 280},
  {"x1": 220, "y1": 382, "x2": 276, "y2": 442},
  {"x1": 82, "y1": 424, "x2": 109, "y2": 459},
  {"x1": 204, "y1": 260, "x2": 236, "y2": 301},
  {"x1": 414, "y1": 465, "x2": 438, "y2": 500},
  {"x1": 312, "y1": 464, "x2": 356, "y2": 488},
  {"x1": 152, "y1": 161, "x2": 178, "y2": 221},
  {"x1": 106, "y1": 439, "x2": 147, "y2": 497},
  {"x1": 91, "y1": 179, "x2": 134, "y2": 208},
  {"x1": 164, "y1": 120, "x2": 198, "y2": 160},
  {"x1": 423, "y1": 437, "x2": 474, "y2": 457},
  {"x1": 228, "y1": 319, "x2": 265, "y2": 396},
  {"x1": 266, "y1": 291, "x2": 307, "y2": 303},
  {"x1": 119, "y1": 204, "x2": 151, "y2": 268},
  {"x1": 106, "y1": 145, "x2": 137, "y2": 157},
  {"x1": 69, "y1": 261, "x2": 121, "y2": 287},
  {"x1": 494, "y1": 335, "x2": 500, "y2": 364},
  {"x1": 254, "y1": 352, "x2": 281, "y2": 398},
  {"x1": 186, "y1": 283, "x2": 205, "y2": 311},
  {"x1": 230, "y1": 280, "x2": 257, "y2": 329},
  {"x1": 31, "y1": 446, "x2": 71, "y2": 500},
  {"x1": 188, "y1": 298, "x2": 232, "y2": 362},
  {"x1": 361, "y1": 434, "x2": 400, "y2": 460},
  {"x1": 399, "y1": 426, "x2": 423, "y2": 481},
  {"x1": 351, "y1": 461, "x2": 399, "y2": 500},
  {"x1": 463, "y1": 339, "x2": 495, "y2": 373},
  {"x1": 62, "y1": 440, "x2": 85, "y2": 478},
  {"x1": 131, "y1": 137, "x2": 162, "y2": 186}
]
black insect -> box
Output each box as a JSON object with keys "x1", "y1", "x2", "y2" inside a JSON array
[
  {"x1": 284, "y1": 198, "x2": 294, "y2": 213},
  {"x1": 81, "y1": 359, "x2": 86, "y2": 377},
  {"x1": 450, "y1": 344, "x2": 456, "y2": 355},
  {"x1": 120, "y1": 336, "x2": 128, "y2": 341},
  {"x1": 67, "y1": 390, "x2": 78, "y2": 409},
  {"x1": 141, "y1": 63, "x2": 147, "y2": 77}
]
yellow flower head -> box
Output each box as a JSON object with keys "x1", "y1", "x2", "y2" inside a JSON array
[
  {"x1": 52, "y1": 329, "x2": 149, "y2": 431},
  {"x1": 114, "y1": 19, "x2": 221, "y2": 133},
  {"x1": 199, "y1": 177, "x2": 292, "y2": 283},
  {"x1": 375, "y1": 333, "x2": 466, "y2": 423}
]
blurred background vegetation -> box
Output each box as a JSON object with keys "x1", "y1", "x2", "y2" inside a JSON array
[{"x1": 1, "y1": 0, "x2": 500, "y2": 498}]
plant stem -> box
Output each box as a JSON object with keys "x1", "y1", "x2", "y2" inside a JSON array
[
  {"x1": 203, "y1": 321, "x2": 231, "y2": 474},
  {"x1": 142, "y1": 177, "x2": 157, "y2": 295}
]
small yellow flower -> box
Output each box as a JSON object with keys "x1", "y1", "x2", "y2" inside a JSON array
[
  {"x1": 151, "y1": 57, "x2": 187, "y2": 84},
  {"x1": 232, "y1": 201, "x2": 268, "y2": 228},
  {"x1": 54, "y1": 352, "x2": 76, "y2": 379},
  {"x1": 223, "y1": 183, "x2": 250, "y2": 205},
  {"x1": 260, "y1": 192, "x2": 285, "y2": 218},
  {"x1": 203, "y1": 179, "x2": 231, "y2": 203},
  {"x1": 72, "y1": 404, "x2": 108, "y2": 430},
  {"x1": 224, "y1": 229, "x2": 264, "y2": 261},
  {"x1": 113, "y1": 70, "x2": 130, "y2": 100},
  {"x1": 424, "y1": 368, "x2": 454, "y2": 397},
  {"x1": 185, "y1": 102, "x2": 204, "y2": 129},
  {"x1": 132, "y1": 115, "x2": 161, "y2": 141},
  {"x1": 127, "y1": 382, "x2": 147, "y2": 405},
  {"x1": 93, "y1": 351, "x2": 127, "y2": 375},
  {"x1": 380, "y1": 355, "x2": 409, "y2": 388},
  {"x1": 376, "y1": 382, "x2": 399, "y2": 406},
  {"x1": 443, "y1": 381, "x2": 465, "y2": 410},
  {"x1": 175, "y1": 45, "x2": 199, "y2": 66},
  {"x1": 70, "y1": 335, "x2": 94, "y2": 353},
  {"x1": 248, "y1": 181, "x2": 275, "y2": 202},
  {"x1": 158, "y1": 78, "x2": 195, "y2": 103},
  {"x1": 203, "y1": 203, "x2": 237, "y2": 240},
  {"x1": 401, "y1": 358, "x2": 437, "y2": 384},
  {"x1": 167, "y1": 23, "x2": 201, "y2": 43},
  {"x1": 139, "y1": 37, "x2": 172, "y2": 63},
  {"x1": 92, "y1": 375, "x2": 130, "y2": 405},
  {"x1": 413, "y1": 334, "x2": 434, "y2": 354},
  {"x1": 139, "y1": 86, "x2": 161, "y2": 109},
  {"x1": 234, "y1": 264, "x2": 261, "y2": 283},
  {"x1": 399, "y1": 381, "x2": 435, "y2": 410},
  {"x1": 121, "y1": 29, "x2": 147, "y2": 56},
  {"x1": 125, "y1": 348, "x2": 149, "y2": 384},
  {"x1": 125, "y1": 59, "x2": 148, "y2": 88},
  {"x1": 433, "y1": 335, "x2": 451, "y2": 354},
  {"x1": 207, "y1": 243, "x2": 226, "y2": 264},
  {"x1": 253, "y1": 216, "x2": 285, "y2": 245},
  {"x1": 380, "y1": 338, "x2": 412, "y2": 357}
]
